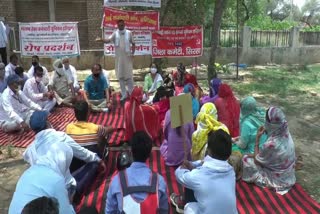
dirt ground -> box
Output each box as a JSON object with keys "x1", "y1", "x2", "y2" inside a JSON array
[{"x1": 0, "y1": 65, "x2": 319, "y2": 213}]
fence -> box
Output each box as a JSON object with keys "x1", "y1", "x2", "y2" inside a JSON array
[
  {"x1": 204, "y1": 27, "x2": 320, "y2": 48},
  {"x1": 299, "y1": 32, "x2": 320, "y2": 46},
  {"x1": 204, "y1": 28, "x2": 240, "y2": 47},
  {"x1": 250, "y1": 30, "x2": 290, "y2": 47}
]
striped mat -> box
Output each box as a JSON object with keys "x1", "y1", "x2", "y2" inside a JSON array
[
  {"x1": 76, "y1": 150, "x2": 320, "y2": 214},
  {"x1": 0, "y1": 93, "x2": 125, "y2": 147}
]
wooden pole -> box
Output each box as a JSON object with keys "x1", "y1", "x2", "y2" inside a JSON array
[{"x1": 179, "y1": 105, "x2": 188, "y2": 161}]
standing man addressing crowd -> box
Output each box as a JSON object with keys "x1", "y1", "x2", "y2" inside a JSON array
[
  {"x1": 0, "y1": 17, "x2": 9, "y2": 65},
  {"x1": 97, "y1": 20, "x2": 135, "y2": 102}
]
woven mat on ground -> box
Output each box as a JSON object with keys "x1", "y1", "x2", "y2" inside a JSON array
[
  {"x1": 0, "y1": 93, "x2": 126, "y2": 147},
  {"x1": 76, "y1": 150, "x2": 320, "y2": 214}
]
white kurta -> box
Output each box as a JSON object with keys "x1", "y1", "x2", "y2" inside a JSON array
[{"x1": 109, "y1": 30, "x2": 134, "y2": 79}]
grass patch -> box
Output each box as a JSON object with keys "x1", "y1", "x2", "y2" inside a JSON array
[{"x1": 229, "y1": 67, "x2": 320, "y2": 98}]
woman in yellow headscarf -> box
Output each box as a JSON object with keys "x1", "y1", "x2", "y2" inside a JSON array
[{"x1": 191, "y1": 103, "x2": 229, "y2": 160}]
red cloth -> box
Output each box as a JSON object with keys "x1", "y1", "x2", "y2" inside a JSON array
[
  {"x1": 172, "y1": 71, "x2": 199, "y2": 88},
  {"x1": 153, "y1": 98, "x2": 170, "y2": 128},
  {"x1": 214, "y1": 84, "x2": 240, "y2": 137},
  {"x1": 124, "y1": 87, "x2": 160, "y2": 141}
]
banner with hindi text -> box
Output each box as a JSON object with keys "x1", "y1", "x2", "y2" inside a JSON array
[
  {"x1": 19, "y1": 22, "x2": 80, "y2": 57},
  {"x1": 104, "y1": 29, "x2": 152, "y2": 56},
  {"x1": 104, "y1": 0, "x2": 161, "y2": 8},
  {"x1": 103, "y1": 7, "x2": 159, "y2": 31},
  {"x1": 151, "y1": 26, "x2": 203, "y2": 58}
]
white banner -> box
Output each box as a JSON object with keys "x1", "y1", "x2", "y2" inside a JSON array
[
  {"x1": 104, "y1": 29, "x2": 152, "y2": 56},
  {"x1": 19, "y1": 22, "x2": 80, "y2": 57},
  {"x1": 104, "y1": 0, "x2": 161, "y2": 8}
]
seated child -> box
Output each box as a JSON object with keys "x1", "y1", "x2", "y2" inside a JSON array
[{"x1": 172, "y1": 130, "x2": 238, "y2": 214}]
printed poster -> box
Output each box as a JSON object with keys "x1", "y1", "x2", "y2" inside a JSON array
[
  {"x1": 19, "y1": 22, "x2": 80, "y2": 57},
  {"x1": 104, "y1": 0, "x2": 161, "y2": 8},
  {"x1": 103, "y1": 7, "x2": 159, "y2": 31},
  {"x1": 152, "y1": 26, "x2": 203, "y2": 58},
  {"x1": 104, "y1": 29, "x2": 152, "y2": 56}
]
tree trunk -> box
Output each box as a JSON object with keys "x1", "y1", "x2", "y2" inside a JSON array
[
  {"x1": 207, "y1": 0, "x2": 228, "y2": 81},
  {"x1": 153, "y1": 0, "x2": 174, "y2": 75}
]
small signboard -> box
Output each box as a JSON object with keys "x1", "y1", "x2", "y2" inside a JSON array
[{"x1": 169, "y1": 94, "x2": 193, "y2": 128}]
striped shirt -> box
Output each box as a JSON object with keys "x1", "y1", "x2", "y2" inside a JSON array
[{"x1": 65, "y1": 121, "x2": 108, "y2": 146}]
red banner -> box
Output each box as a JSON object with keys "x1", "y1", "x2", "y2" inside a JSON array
[
  {"x1": 103, "y1": 7, "x2": 159, "y2": 31},
  {"x1": 151, "y1": 26, "x2": 203, "y2": 58}
]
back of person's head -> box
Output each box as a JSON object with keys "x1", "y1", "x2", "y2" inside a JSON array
[
  {"x1": 32, "y1": 55, "x2": 39, "y2": 60},
  {"x1": 22, "y1": 196, "x2": 59, "y2": 214},
  {"x1": 29, "y1": 111, "x2": 49, "y2": 133},
  {"x1": 14, "y1": 66, "x2": 24, "y2": 76},
  {"x1": 34, "y1": 65, "x2": 44, "y2": 73},
  {"x1": 207, "y1": 130, "x2": 232, "y2": 161},
  {"x1": 74, "y1": 101, "x2": 89, "y2": 121},
  {"x1": 130, "y1": 131, "x2": 152, "y2": 162},
  {"x1": 10, "y1": 53, "x2": 18, "y2": 62}
]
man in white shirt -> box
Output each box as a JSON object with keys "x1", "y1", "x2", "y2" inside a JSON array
[
  {"x1": 23, "y1": 66, "x2": 56, "y2": 112},
  {"x1": 0, "y1": 18, "x2": 8, "y2": 65},
  {"x1": 62, "y1": 57, "x2": 80, "y2": 92},
  {"x1": 0, "y1": 74, "x2": 42, "y2": 133},
  {"x1": 4, "y1": 53, "x2": 19, "y2": 80},
  {"x1": 27, "y1": 55, "x2": 50, "y2": 86},
  {"x1": 173, "y1": 130, "x2": 238, "y2": 214},
  {"x1": 98, "y1": 20, "x2": 135, "y2": 102}
]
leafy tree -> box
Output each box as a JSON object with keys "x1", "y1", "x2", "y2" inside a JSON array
[{"x1": 301, "y1": 0, "x2": 320, "y2": 27}]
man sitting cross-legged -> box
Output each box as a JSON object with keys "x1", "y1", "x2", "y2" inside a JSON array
[
  {"x1": 24, "y1": 111, "x2": 106, "y2": 202},
  {"x1": 23, "y1": 65, "x2": 56, "y2": 113},
  {"x1": 83, "y1": 64, "x2": 111, "y2": 112},
  {"x1": 106, "y1": 131, "x2": 169, "y2": 214},
  {"x1": 172, "y1": 129, "x2": 238, "y2": 214},
  {"x1": 48, "y1": 59, "x2": 76, "y2": 107},
  {"x1": 66, "y1": 100, "x2": 113, "y2": 172},
  {"x1": 0, "y1": 74, "x2": 42, "y2": 133}
]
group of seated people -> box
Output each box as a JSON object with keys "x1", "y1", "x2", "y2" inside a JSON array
[
  {"x1": 5, "y1": 59, "x2": 296, "y2": 214},
  {"x1": 0, "y1": 54, "x2": 115, "y2": 133}
]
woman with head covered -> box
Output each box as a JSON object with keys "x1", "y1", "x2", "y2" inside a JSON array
[{"x1": 242, "y1": 107, "x2": 296, "y2": 194}]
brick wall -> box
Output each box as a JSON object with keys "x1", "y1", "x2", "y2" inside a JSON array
[
  {"x1": 86, "y1": 0, "x2": 104, "y2": 49},
  {"x1": 56, "y1": 0, "x2": 89, "y2": 49},
  {"x1": 0, "y1": 0, "x2": 16, "y2": 23},
  {"x1": 2, "y1": 0, "x2": 105, "y2": 50}
]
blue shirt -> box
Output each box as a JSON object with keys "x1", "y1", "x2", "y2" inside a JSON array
[
  {"x1": 105, "y1": 162, "x2": 168, "y2": 213},
  {"x1": 9, "y1": 165, "x2": 75, "y2": 214},
  {"x1": 175, "y1": 156, "x2": 238, "y2": 214},
  {"x1": 84, "y1": 74, "x2": 108, "y2": 100}
]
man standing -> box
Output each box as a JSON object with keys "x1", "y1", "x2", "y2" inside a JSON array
[
  {"x1": 23, "y1": 66, "x2": 56, "y2": 112},
  {"x1": 0, "y1": 74, "x2": 42, "y2": 133},
  {"x1": 0, "y1": 17, "x2": 8, "y2": 65},
  {"x1": 27, "y1": 55, "x2": 50, "y2": 86},
  {"x1": 83, "y1": 64, "x2": 110, "y2": 112},
  {"x1": 98, "y1": 20, "x2": 135, "y2": 101}
]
